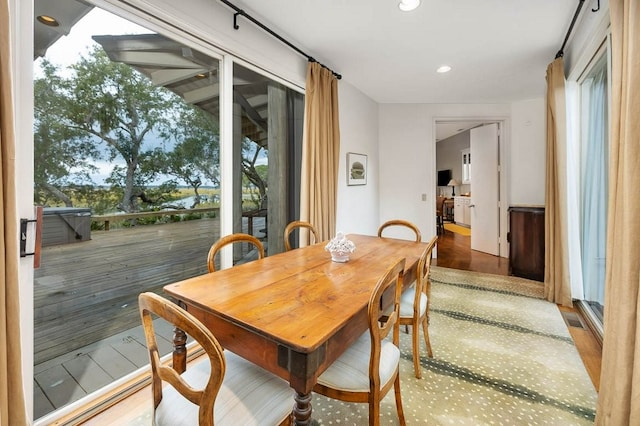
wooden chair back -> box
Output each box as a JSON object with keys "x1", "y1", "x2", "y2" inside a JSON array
[
  {"x1": 377, "y1": 219, "x2": 422, "y2": 242},
  {"x1": 414, "y1": 235, "x2": 438, "y2": 314},
  {"x1": 139, "y1": 292, "x2": 225, "y2": 426},
  {"x1": 436, "y1": 196, "x2": 446, "y2": 234},
  {"x1": 368, "y1": 257, "x2": 405, "y2": 373},
  {"x1": 401, "y1": 235, "x2": 438, "y2": 378},
  {"x1": 283, "y1": 220, "x2": 319, "y2": 251},
  {"x1": 312, "y1": 257, "x2": 407, "y2": 425},
  {"x1": 436, "y1": 196, "x2": 446, "y2": 215},
  {"x1": 206, "y1": 233, "x2": 265, "y2": 272}
]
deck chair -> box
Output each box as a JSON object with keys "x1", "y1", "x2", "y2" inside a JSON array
[
  {"x1": 377, "y1": 219, "x2": 422, "y2": 242},
  {"x1": 313, "y1": 258, "x2": 407, "y2": 426},
  {"x1": 283, "y1": 220, "x2": 319, "y2": 251},
  {"x1": 138, "y1": 292, "x2": 292, "y2": 426},
  {"x1": 207, "y1": 233, "x2": 265, "y2": 272}
]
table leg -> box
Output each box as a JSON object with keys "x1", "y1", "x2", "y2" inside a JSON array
[
  {"x1": 172, "y1": 300, "x2": 188, "y2": 373},
  {"x1": 293, "y1": 392, "x2": 312, "y2": 425}
]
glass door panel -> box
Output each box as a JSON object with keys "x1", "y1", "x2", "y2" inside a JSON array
[
  {"x1": 33, "y1": 3, "x2": 221, "y2": 418},
  {"x1": 579, "y1": 52, "x2": 608, "y2": 327},
  {"x1": 232, "y1": 63, "x2": 304, "y2": 259}
]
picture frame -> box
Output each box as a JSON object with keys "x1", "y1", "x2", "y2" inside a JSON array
[{"x1": 347, "y1": 152, "x2": 367, "y2": 186}]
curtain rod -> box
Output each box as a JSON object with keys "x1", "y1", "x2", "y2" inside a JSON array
[
  {"x1": 219, "y1": 0, "x2": 342, "y2": 79},
  {"x1": 555, "y1": 0, "x2": 588, "y2": 59}
]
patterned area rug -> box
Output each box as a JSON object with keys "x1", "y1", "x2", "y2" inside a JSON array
[{"x1": 310, "y1": 266, "x2": 597, "y2": 425}]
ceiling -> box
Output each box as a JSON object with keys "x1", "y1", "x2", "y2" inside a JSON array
[
  {"x1": 34, "y1": 0, "x2": 580, "y2": 141},
  {"x1": 232, "y1": 0, "x2": 577, "y2": 104}
]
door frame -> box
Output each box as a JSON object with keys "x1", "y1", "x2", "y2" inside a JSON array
[
  {"x1": 13, "y1": 0, "x2": 36, "y2": 418},
  {"x1": 434, "y1": 116, "x2": 509, "y2": 258}
]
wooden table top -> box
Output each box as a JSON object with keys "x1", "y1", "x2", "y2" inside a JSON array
[{"x1": 163, "y1": 233, "x2": 426, "y2": 354}]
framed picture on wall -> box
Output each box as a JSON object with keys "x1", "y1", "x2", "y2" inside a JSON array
[{"x1": 347, "y1": 152, "x2": 367, "y2": 186}]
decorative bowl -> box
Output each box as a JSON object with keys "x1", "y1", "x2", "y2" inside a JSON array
[
  {"x1": 330, "y1": 251, "x2": 350, "y2": 263},
  {"x1": 325, "y1": 232, "x2": 356, "y2": 263}
]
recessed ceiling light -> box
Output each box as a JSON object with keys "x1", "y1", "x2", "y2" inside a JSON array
[
  {"x1": 37, "y1": 15, "x2": 60, "y2": 27},
  {"x1": 398, "y1": 0, "x2": 420, "y2": 12},
  {"x1": 437, "y1": 65, "x2": 452, "y2": 73}
]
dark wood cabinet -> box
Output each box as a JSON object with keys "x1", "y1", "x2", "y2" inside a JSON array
[{"x1": 508, "y1": 206, "x2": 545, "y2": 282}]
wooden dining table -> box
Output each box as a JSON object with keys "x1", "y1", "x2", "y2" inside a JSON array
[{"x1": 163, "y1": 233, "x2": 427, "y2": 425}]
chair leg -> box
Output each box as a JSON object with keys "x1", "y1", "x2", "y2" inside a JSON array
[
  {"x1": 393, "y1": 373, "x2": 406, "y2": 426},
  {"x1": 422, "y1": 316, "x2": 433, "y2": 358},
  {"x1": 411, "y1": 319, "x2": 421, "y2": 379},
  {"x1": 368, "y1": 396, "x2": 380, "y2": 426}
]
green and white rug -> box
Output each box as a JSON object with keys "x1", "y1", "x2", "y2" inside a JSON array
[{"x1": 311, "y1": 266, "x2": 597, "y2": 425}]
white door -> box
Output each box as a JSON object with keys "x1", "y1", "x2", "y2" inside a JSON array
[{"x1": 470, "y1": 123, "x2": 500, "y2": 255}]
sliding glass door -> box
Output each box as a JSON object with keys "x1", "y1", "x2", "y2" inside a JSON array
[
  {"x1": 578, "y1": 49, "x2": 609, "y2": 332},
  {"x1": 231, "y1": 63, "x2": 304, "y2": 259},
  {"x1": 32, "y1": 1, "x2": 304, "y2": 420}
]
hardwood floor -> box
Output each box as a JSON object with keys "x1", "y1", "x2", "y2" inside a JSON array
[
  {"x1": 433, "y1": 228, "x2": 510, "y2": 274},
  {"x1": 434, "y1": 227, "x2": 601, "y2": 391}
]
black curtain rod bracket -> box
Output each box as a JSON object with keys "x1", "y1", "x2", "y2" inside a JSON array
[
  {"x1": 220, "y1": 0, "x2": 341, "y2": 79},
  {"x1": 233, "y1": 11, "x2": 242, "y2": 30}
]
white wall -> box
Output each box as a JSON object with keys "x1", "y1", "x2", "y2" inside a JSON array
[
  {"x1": 510, "y1": 98, "x2": 546, "y2": 206},
  {"x1": 378, "y1": 103, "x2": 514, "y2": 252},
  {"x1": 335, "y1": 82, "x2": 380, "y2": 235},
  {"x1": 378, "y1": 105, "x2": 433, "y2": 241},
  {"x1": 436, "y1": 131, "x2": 471, "y2": 197}
]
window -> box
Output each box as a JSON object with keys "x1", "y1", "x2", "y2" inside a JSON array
[{"x1": 461, "y1": 148, "x2": 471, "y2": 184}]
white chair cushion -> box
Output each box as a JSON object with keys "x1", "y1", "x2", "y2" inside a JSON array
[
  {"x1": 399, "y1": 288, "x2": 427, "y2": 318},
  {"x1": 156, "y1": 351, "x2": 292, "y2": 426},
  {"x1": 316, "y1": 331, "x2": 400, "y2": 392},
  {"x1": 382, "y1": 288, "x2": 427, "y2": 319}
]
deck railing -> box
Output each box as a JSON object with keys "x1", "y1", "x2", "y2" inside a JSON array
[{"x1": 93, "y1": 207, "x2": 220, "y2": 230}]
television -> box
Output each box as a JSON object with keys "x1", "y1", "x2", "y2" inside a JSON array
[{"x1": 437, "y1": 169, "x2": 452, "y2": 186}]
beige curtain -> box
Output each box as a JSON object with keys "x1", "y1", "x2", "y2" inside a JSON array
[
  {"x1": 300, "y1": 62, "x2": 340, "y2": 243},
  {"x1": 1, "y1": 0, "x2": 28, "y2": 424},
  {"x1": 544, "y1": 57, "x2": 572, "y2": 307},
  {"x1": 596, "y1": 1, "x2": 640, "y2": 424}
]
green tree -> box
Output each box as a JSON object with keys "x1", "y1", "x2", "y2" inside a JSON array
[
  {"x1": 163, "y1": 106, "x2": 220, "y2": 207},
  {"x1": 62, "y1": 46, "x2": 181, "y2": 212},
  {"x1": 34, "y1": 60, "x2": 100, "y2": 206},
  {"x1": 241, "y1": 139, "x2": 268, "y2": 209}
]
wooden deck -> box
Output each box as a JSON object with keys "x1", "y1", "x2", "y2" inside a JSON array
[{"x1": 34, "y1": 216, "x2": 265, "y2": 419}]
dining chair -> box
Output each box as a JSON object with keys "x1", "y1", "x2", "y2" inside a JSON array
[
  {"x1": 377, "y1": 219, "x2": 422, "y2": 242},
  {"x1": 436, "y1": 196, "x2": 446, "y2": 235},
  {"x1": 138, "y1": 292, "x2": 293, "y2": 426},
  {"x1": 313, "y1": 258, "x2": 407, "y2": 426},
  {"x1": 382, "y1": 235, "x2": 438, "y2": 379},
  {"x1": 283, "y1": 220, "x2": 319, "y2": 251},
  {"x1": 206, "y1": 233, "x2": 265, "y2": 272}
]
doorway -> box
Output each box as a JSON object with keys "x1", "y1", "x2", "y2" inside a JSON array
[{"x1": 435, "y1": 119, "x2": 507, "y2": 258}]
